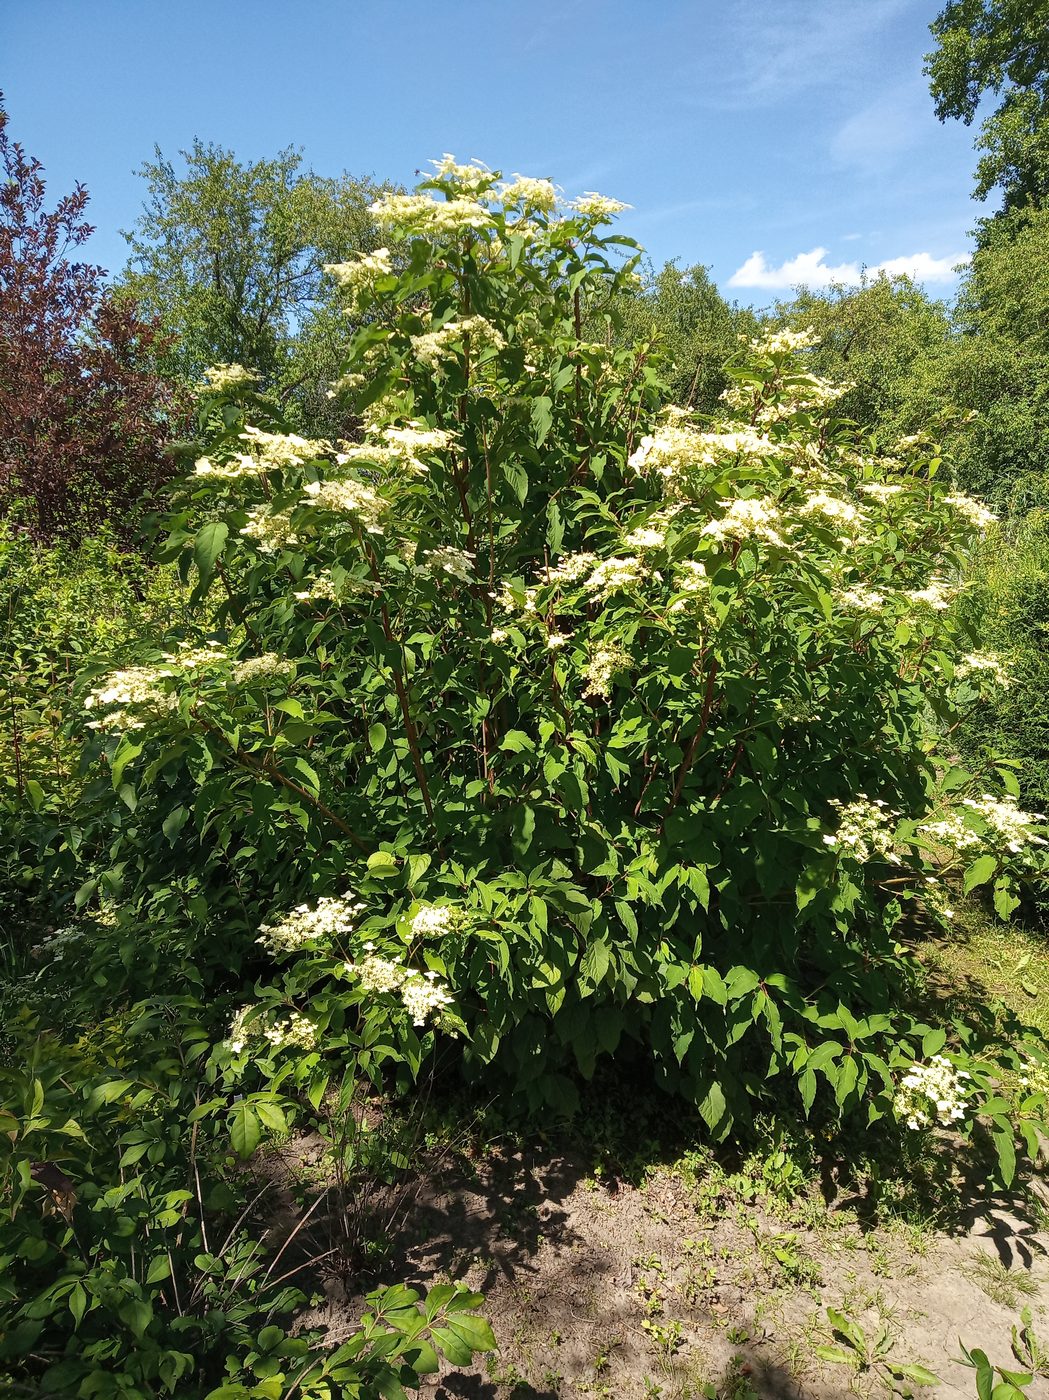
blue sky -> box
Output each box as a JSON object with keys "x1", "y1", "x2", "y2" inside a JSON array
[{"x1": 3, "y1": 0, "x2": 983, "y2": 306}]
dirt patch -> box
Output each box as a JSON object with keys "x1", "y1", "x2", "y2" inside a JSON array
[{"x1": 260, "y1": 1131, "x2": 1049, "y2": 1399}]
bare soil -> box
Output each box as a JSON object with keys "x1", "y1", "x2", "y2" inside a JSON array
[{"x1": 260, "y1": 1127, "x2": 1049, "y2": 1400}]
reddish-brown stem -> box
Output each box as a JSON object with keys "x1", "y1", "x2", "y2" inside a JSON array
[{"x1": 661, "y1": 660, "x2": 719, "y2": 830}]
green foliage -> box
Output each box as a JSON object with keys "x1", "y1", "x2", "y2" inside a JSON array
[
  {"x1": 614, "y1": 260, "x2": 757, "y2": 411},
  {"x1": 957, "y1": 1305, "x2": 1047, "y2": 1400},
  {"x1": 771, "y1": 275, "x2": 957, "y2": 447},
  {"x1": 60, "y1": 161, "x2": 1048, "y2": 1188},
  {"x1": 926, "y1": 0, "x2": 1049, "y2": 213},
  {"x1": 957, "y1": 512, "x2": 1049, "y2": 844},
  {"x1": 816, "y1": 1306, "x2": 938, "y2": 1395},
  {"x1": 118, "y1": 139, "x2": 392, "y2": 436}
]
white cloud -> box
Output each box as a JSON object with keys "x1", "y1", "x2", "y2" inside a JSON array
[{"x1": 727, "y1": 247, "x2": 968, "y2": 290}]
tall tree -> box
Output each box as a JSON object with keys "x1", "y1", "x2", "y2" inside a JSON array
[
  {"x1": 118, "y1": 140, "x2": 391, "y2": 433},
  {"x1": 615, "y1": 262, "x2": 756, "y2": 411},
  {"x1": 771, "y1": 275, "x2": 956, "y2": 444},
  {"x1": 926, "y1": 0, "x2": 1049, "y2": 216},
  {"x1": 0, "y1": 99, "x2": 179, "y2": 543}
]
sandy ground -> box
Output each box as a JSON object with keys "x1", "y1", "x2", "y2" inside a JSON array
[{"x1": 262, "y1": 1128, "x2": 1049, "y2": 1400}]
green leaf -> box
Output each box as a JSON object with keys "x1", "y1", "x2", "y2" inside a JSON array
[
  {"x1": 369, "y1": 722, "x2": 387, "y2": 752},
  {"x1": 963, "y1": 854, "x2": 997, "y2": 892},
  {"x1": 192, "y1": 520, "x2": 228, "y2": 594},
  {"x1": 230, "y1": 1103, "x2": 261, "y2": 1158},
  {"x1": 162, "y1": 806, "x2": 189, "y2": 844},
  {"x1": 531, "y1": 395, "x2": 553, "y2": 446}
]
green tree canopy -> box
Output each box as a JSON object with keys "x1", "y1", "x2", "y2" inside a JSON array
[
  {"x1": 614, "y1": 261, "x2": 756, "y2": 412},
  {"x1": 118, "y1": 139, "x2": 392, "y2": 434},
  {"x1": 770, "y1": 275, "x2": 956, "y2": 444},
  {"x1": 926, "y1": 0, "x2": 1049, "y2": 214}
]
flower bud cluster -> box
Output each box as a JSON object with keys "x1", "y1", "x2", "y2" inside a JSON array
[{"x1": 823, "y1": 797, "x2": 901, "y2": 864}]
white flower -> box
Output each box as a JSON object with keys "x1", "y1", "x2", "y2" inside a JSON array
[
  {"x1": 544, "y1": 552, "x2": 599, "y2": 586},
  {"x1": 583, "y1": 642, "x2": 633, "y2": 699},
  {"x1": 905, "y1": 576, "x2": 955, "y2": 611},
  {"x1": 858, "y1": 482, "x2": 904, "y2": 502},
  {"x1": 943, "y1": 494, "x2": 997, "y2": 531},
  {"x1": 955, "y1": 652, "x2": 1010, "y2": 686},
  {"x1": 569, "y1": 192, "x2": 629, "y2": 220},
  {"x1": 799, "y1": 492, "x2": 863, "y2": 524},
  {"x1": 749, "y1": 327, "x2": 818, "y2": 356},
  {"x1": 370, "y1": 191, "x2": 495, "y2": 234},
  {"x1": 583, "y1": 556, "x2": 646, "y2": 598},
  {"x1": 240, "y1": 505, "x2": 299, "y2": 554},
  {"x1": 233, "y1": 653, "x2": 293, "y2": 687},
  {"x1": 345, "y1": 953, "x2": 406, "y2": 993},
  {"x1": 499, "y1": 175, "x2": 558, "y2": 213},
  {"x1": 400, "y1": 968, "x2": 454, "y2": 1025},
  {"x1": 893, "y1": 1055, "x2": 969, "y2": 1130},
  {"x1": 258, "y1": 895, "x2": 364, "y2": 956},
  {"x1": 703, "y1": 497, "x2": 786, "y2": 548},
  {"x1": 624, "y1": 526, "x2": 666, "y2": 551},
  {"x1": 325, "y1": 247, "x2": 394, "y2": 292},
  {"x1": 837, "y1": 584, "x2": 887, "y2": 612},
  {"x1": 199, "y1": 363, "x2": 258, "y2": 393},
  {"x1": 302, "y1": 477, "x2": 385, "y2": 533},
  {"x1": 409, "y1": 904, "x2": 464, "y2": 939},
  {"x1": 411, "y1": 316, "x2": 506, "y2": 368},
  {"x1": 83, "y1": 665, "x2": 177, "y2": 731},
  {"x1": 962, "y1": 794, "x2": 1047, "y2": 852},
  {"x1": 823, "y1": 796, "x2": 901, "y2": 864},
  {"x1": 422, "y1": 546, "x2": 475, "y2": 583},
  {"x1": 546, "y1": 631, "x2": 571, "y2": 650}
]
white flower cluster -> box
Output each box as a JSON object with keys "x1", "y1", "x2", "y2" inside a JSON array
[
  {"x1": 672, "y1": 560, "x2": 709, "y2": 599},
  {"x1": 919, "y1": 811, "x2": 982, "y2": 852},
  {"x1": 343, "y1": 947, "x2": 454, "y2": 1026},
  {"x1": 500, "y1": 175, "x2": 558, "y2": 213},
  {"x1": 162, "y1": 641, "x2": 228, "y2": 669},
  {"x1": 411, "y1": 316, "x2": 506, "y2": 368},
  {"x1": 547, "y1": 630, "x2": 571, "y2": 650},
  {"x1": 583, "y1": 555, "x2": 646, "y2": 598},
  {"x1": 199, "y1": 363, "x2": 258, "y2": 393},
  {"x1": 370, "y1": 191, "x2": 494, "y2": 235},
  {"x1": 703, "y1": 496, "x2": 786, "y2": 548},
  {"x1": 624, "y1": 526, "x2": 666, "y2": 551},
  {"x1": 893, "y1": 1055, "x2": 970, "y2": 1130},
  {"x1": 422, "y1": 545, "x2": 475, "y2": 582},
  {"x1": 1017, "y1": 1054, "x2": 1049, "y2": 1100},
  {"x1": 858, "y1": 481, "x2": 904, "y2": 502},
  {"x1": 430, "y1": 154, "x2": 493, "y2": 192},
  {"x1": 401, "y1": 971, "x2": 454, "y2": 1026},
  {"x1": 263, "y1": 1012, "x2": 318, "y2": 1052},
  {"x1": 337, "y1": 422, "x2": 455, "y2": 477},
  {"x1": 544, "y1": 552, "x2": 599, "y2": 586},
  {"x1": 823, "y1": 796, "x2": 901, "y2": 863},
  {"x1": 583, "y1": 642, "x2": 633, "y2": 699},
  {"x1": 943, "y1": 494, "x2": 997, "y2": 531},
  {"x1": 569, "y1": 192, "x2": 629, "y2": 220},
  {"x1": 83, "y1": 665, "x2": 177, "y2": 731},
  {"x1": 749, "y1": 327, "x2": 818, "y2": 356},
  {"x1": 409, "y1": 904, "x2": 465, "y2": 939},
  {"x1": 224, "y1": 1003, "x2": 316, "y2": 1055},
  {"x1": 33, "y1": 924, "x2": 87, "y2": 969},
  {"x1": 837, "y1": 584, "x2": 887, "y2": 612},
  {"x1": 962, "y1": 794, "x2": 1048, "y2": 854},
  {"x1": 293, "y1": 571, "x2": 336, "y2": 603},
  {"x1": 302, "y1": 477, "x2": 385, "y2": 533},
  {"x1": 194, "y1": 452, "x2": 262, "y2": 480},
  {"x1": 955, "y1": 652, "x2": 1011, "y2": 686},
  {"x1": 233, "y1": 653, "x2": 293, "y2": 686},
  {"x1": 243, "y1": 426, "x2": 331, "y2": 470},
  {"x1": 627, "y1": 420, "x2": 778, "y2": 494},
  {"x1": 258, "y1": 894, "x2": 365, "y2": 956},
  {"x1": 905, "y1": 576, "x2": 956, "y2": 611},
  {"x1": 799, "y1": 492, "x2": 863, "y2": 524},
  {"x1": 240, "y1": 505, "x2": 299, "y2": 554},
  {"x1": 325, "y1": 247, "x2": 394, "y2": 292}
]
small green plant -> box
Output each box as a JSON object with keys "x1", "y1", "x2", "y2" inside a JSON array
[
  {"x1": 968, "y1": 1251, "x2": 1041, "y2": 1309},
  {"x1": 957, "y1": 1306, "x2": 1049, "y2": 1399},
  {"x1": 816, "y1": 1307, "x2": 938, "y2": 1396}
]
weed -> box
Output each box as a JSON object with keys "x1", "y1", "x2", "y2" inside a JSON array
[{"x1": 968, "y1": 1251, "x2": 1041, "y2": 1309}]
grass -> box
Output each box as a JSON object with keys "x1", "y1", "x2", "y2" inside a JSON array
[
  {"x1": 919, "y1": 896, "x2": 1049, "y2": 1038},
  {"x1": 967, "y1": 1250, "x2": 1042, "y2": 1309}
]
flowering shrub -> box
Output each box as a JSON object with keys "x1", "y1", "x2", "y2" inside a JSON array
[{"x1": 74, "y1": 158, "x2": 1048, "y2": 1175}]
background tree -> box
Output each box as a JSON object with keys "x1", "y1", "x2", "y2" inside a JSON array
[
  {"x1": 771, "y1": 274, "x2": 956, "y2": 444},
  {"x1": 0, "y1": 99, "x2": 179, "y2": 544},
  {"x1": 926, "y1": 0, "x2": 1049, "y2": 217},
  {"x1": 614, "y1": 261, "x2": 756, "y2": 411},
  {"x1": 118, "y1": 140, "x2": 392, "y2": 435}
]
